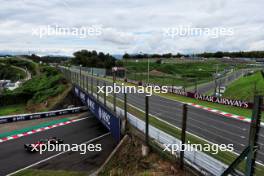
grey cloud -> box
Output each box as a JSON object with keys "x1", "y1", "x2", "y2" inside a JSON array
[{"x1": 0, "y1": 0, "x2": 263, "y2": 55}]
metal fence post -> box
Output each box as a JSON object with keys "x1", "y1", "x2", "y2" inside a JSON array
[
  {"x1": 86, "y1": 76, "x2": 88, "y2": 92},
  {"x1": 83, "y1": 73, "x2": 85, "y2": 89},
  {"x1": 113, "y1": 71, "x2": 116, "y2": 112},
  {"x1": 96, "y1": 79, "x2": 99, "y2": 101},
  {"x1": 74, "y1": 72, "x2": 76, "y2": 83},
  {"x1": 180, "y1": 104, "x2": 188, "y2": 169},
  {"x1": 91, "y1": 68, "x2": 94, "y2": 96},
  {"x1": 124, "y1": 92, "x2": 127, "y2": 131},
  {"x1": 69, "y1": 69, "x2": 72, "y2": 83},
  {"x1": 246, "y1": 96, "x2": 263, "y2": 176},
  {"x1": 79, "y1": 66, "x2": 82, "y2": 86},
  {"x1": 145, "y1": 95, "x2": 149, "y2": 146},
  {"x1": 76, "y1": 72, "x2": 78, "y2": 84},
  {"x1": 104, "y1": 82, "x2": 106, "y2": 106}
]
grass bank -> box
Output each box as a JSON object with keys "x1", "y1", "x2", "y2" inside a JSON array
[
  {"x1": 124, "y1": 60, "x2": 229, "y2": 86},
  {"x1": 224, "y1": 71, "x2": 264, "y2": 102},
  {"x1": 0, "y1": 104, "x2": 26, "y2": 116},
  {"x1": 1, "y1": 65, "x2": 68, "y2": 114}
]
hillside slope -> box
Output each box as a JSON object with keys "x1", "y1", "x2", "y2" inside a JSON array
[{"x1": 224, "y1": 71, "x2": 264, "y2": 102}]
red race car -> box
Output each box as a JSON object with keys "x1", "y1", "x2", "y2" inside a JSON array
[{"x1": 24, "y1": 137, "x2": 63, "y2": 152}]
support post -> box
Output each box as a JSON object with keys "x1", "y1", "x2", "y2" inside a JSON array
[
  {"x1": 214, "y1": 78, "x2": 217, "y2": 96},
  {"x1": 218, "y1": 79, "x2": 221, "y2": 96},
  {"x1": 124, "y1": 92, "x2": 127, "y2": 131},
  {"x1": 145, "y1": 96, "x2": 149, "y2": 145},
  {"x1": 142, "y1": 95, "x2": 149, "y2": 157},
  {"x1": 91, "y1": 68, "x2": 94, "y2": 95},
  {"x1": 246, "y1": 96, "x2": 263, "y2": 176},
  {"x1": 86, "y1": 76, "x2": 89, "y2": 92},
  {"x1": 96, "y1": 79, "x2": 99, "y2": 101},
  {"x1": 221, "y1": 146, "x2": 250, "y2": 176},
  {"x1": 195, "y1": 78, "x2": 197, "y2": 93},
  {"x1": 180, "y1": 104, "x2": 188, "y2": 169},
  {"x1": 104, "y1": 82, "x2": 106, "y2": 106},
  {"x1": 113, "y1": 71, "x2": 116, "y2": 112},
  {"x1": 79, "y1": 65, "x2": 82, "y2": 86}
]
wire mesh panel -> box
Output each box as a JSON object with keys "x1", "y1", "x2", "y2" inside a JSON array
[{"x1": 59, "y1": 66, "x2": 264, "y2": 176}]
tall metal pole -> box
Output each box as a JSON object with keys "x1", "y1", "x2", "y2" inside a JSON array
[{"x1": 180, "y1": 104, "x2": 188, "y2": 169}]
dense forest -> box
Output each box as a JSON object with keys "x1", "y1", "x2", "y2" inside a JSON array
[
  {"x1": 123, "y1": 51, "x2": 264, "y2": 59},
  {"x1": 123, "y1": 53, "x2": 186, "y2": 59},
  {"x1": 23, "y1": 54, "x2": 70, "y2": 63},
  {"x1": 196, "y1": 51, "x2": 264, "y2": 58}
]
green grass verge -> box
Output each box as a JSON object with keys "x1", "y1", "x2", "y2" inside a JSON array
[
  {"x1": 0, "y1": 118, "x2": 70, "y2": 139},
  {"x1": 224, "y1": 71, "x2": 264, "y2": 102},
  {"x1": 124, "y1": 60, "x2": 228, "y2": 86},
  {"x1": 0, "y1": 104, "x2": 26, "y2": 116},
  {"x1": 13, "y1": 169, "x2": 86, "y2": 176}
]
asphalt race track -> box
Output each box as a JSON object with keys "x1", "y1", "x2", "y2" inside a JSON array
[
  {"x1": 92, "y1": 73, "x2": 264, "y2": 164},
  {"x1": 0, "y1": 115, "x2": 113, "y2": 176},
  {"x1": 195, "y1": 69, "x2": 245, "y2": 94},
  {"x1": 115, "y1": 88, "x2": 264, "y2": 163}
]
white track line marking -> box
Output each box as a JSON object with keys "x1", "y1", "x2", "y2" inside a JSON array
[{"x1": 7, "y1": 132, "x2": 111, "y2": 176}]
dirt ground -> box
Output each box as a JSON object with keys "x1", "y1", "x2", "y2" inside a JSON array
[{"x1": 99, "y1": 135, "x2": 195, "y2": 176}]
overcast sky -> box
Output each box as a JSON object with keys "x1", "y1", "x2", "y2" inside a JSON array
[{"x1": 0, "y1": 0, "x2": 263, "y2": 56}]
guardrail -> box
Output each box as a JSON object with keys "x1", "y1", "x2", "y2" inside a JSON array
[
  {"x1": 114, "y1": 106, "x2": 228, "y2": 176},
  {"x1": 0, "y1": 107, "x2": 85, "y2": 124}
]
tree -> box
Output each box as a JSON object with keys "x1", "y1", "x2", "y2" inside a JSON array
[{"x1": 72, "y1": 50, "x2": 117, "y2": 68}]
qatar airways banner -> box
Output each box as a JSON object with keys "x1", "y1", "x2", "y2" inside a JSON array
[
  {"x1": 189, "y1": 92, "x2": 252, "y2": 109},
  {"x1": 123, "y1": 79, "x2": 255, "y2": 109},
  {"x1": 74, "y1": 85, "x2": 121, "y2": 142}
]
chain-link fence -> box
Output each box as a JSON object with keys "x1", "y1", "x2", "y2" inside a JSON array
[{"x1": 60, "y1": 66, "x2": 264, "y2": 176}]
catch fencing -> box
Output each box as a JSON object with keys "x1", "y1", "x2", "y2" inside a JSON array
[
  {"x1": 0, "y1": 107, "x2": 84, "y2": 124},
  {"x1": 59, "y1": 66, "x2": 234, "y2": 175}
]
